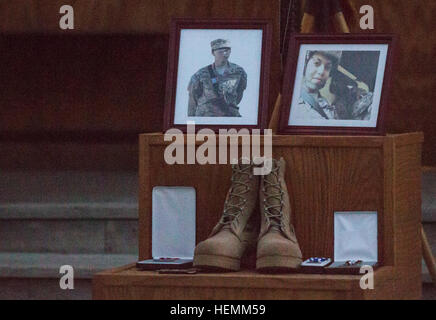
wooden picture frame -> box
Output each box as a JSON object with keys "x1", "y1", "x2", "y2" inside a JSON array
[
  {"x1": 279, "y1": 34, "x2": 396, "y2": 135},
  {"x1": 163, "y1": 18, "x2": 272, "y2": 132}
]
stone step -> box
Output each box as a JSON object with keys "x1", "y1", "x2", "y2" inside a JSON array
[
  {"x1": 0, "y1": 171, "x2": 138, "y2": 204},
  {"x1": 422, "y1": 222, "x2": 436, "y2": 283},
  {"x1": 0, "y1": 170, "x2": 139, "y2": 255},
  {"x1": 419, "y1": 168, "x2": 435, "y2": 283},
  {"x1": 0, "y1": 140, "x2": 138, "y2": 171},
  {"x1": 0, "y1": 278, "x2": 92, "y2": 300},
  {"x1": 0, "y1": 206, "x2": 138, "y2": 254},
  {"x1": 0, "y1": 252, "x2": 137, "y2": 279},
  {"x1": 422, "y1": 168, "x2": 436, "y2": 222},
  {"x1": 0, "y1": 170, "x2": 434, "y2": 284},
  {"x1": 0, "y1": 202, "x2": 137, "y2": 220}
]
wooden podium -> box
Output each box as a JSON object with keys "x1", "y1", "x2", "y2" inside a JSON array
[{"x1": 93, "y1": 132, "x2": 423, "y2": 300}]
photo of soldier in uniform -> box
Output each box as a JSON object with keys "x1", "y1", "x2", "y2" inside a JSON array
[
  {"x1": 187, "y1": 39, "x2": 247, "y2": 117},
  {"x1": 294, "y1": 50, "x2": 379, "y2": 121},
  {"x1": 279, "y1": 36, "x2": 394, "y2": 135},
  {"x1": 284, "y1": 42, "x2": 390, "y2": 133},
  {"x1": 169, "y1": 25, "x2": 268, "y2": 129}
]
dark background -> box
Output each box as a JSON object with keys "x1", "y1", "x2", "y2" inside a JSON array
[
  {"x1": 0, "y1": 0, "x2": 434, "y2": 169},
  {"x1": 339, "y1": 51, "x2": 380, "y2": 91}
]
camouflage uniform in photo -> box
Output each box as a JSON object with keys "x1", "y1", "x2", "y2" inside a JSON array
[
  {"x1": 187, "y1": 39, "x2": 247, "y2": 117},
  {"x1": 294, "y1": 89, "x2": 337, "y2": 120}
]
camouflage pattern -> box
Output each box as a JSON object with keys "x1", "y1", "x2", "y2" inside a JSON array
[
  {"x1": 187, "y1": 62, "x2": 247, "y2": 117},
  {"x1": 293, "y1": 95, "x2": 336, "y2": 120},
  {"x1": 211, "y1": 39, "x2": 230, "y2": 51},
  {"x1": 295, "y1": 91, "x2": 373, "y2": 121},
  {"x1": 350, "y1": 91, "x2": 373, "y2": 120}
]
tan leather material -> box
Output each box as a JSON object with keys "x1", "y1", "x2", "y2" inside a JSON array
[
  {"x1": 258, "y1": 158, "x2": 297, "y2": 242},
  {"x1": 194, "y1": 160, "x2": 259, "y2": 270},
  {"x1": 256, "y1": 230, "x2": 302, "y2": 259},
  {"x1": 209, "y1": 162, "x2": 259, "y2": 238},
  {"x1": 257, "y1": 157, "x2": 303, "y2": 269},
  {"x1": 194, "y1": 230, "x2": 248, "y2": 259},
  {"x1": 195, "y1": 157, "x2": 302, "y2": 271}
]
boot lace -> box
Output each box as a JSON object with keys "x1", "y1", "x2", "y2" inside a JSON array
[
  {"x1": 263, "y1": 165, "x2": 284, "y2": 229},
  {"x1": 220, "y1": 163, "x2": 253, "y2": 226}
]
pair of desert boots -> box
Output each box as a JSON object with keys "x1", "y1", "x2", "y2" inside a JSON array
[{"x1": 193, "y1": 157, "x2": 302, "y2": 272}]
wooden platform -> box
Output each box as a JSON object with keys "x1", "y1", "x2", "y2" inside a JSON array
[
  {"x1": 93, "y1": 132, "x2": 424, "y2": 300},
  {"x1": 93, "y1": 264, "x2": 396, "y2": 300}
]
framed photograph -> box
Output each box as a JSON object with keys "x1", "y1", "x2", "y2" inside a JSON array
[
  {"x1": 163, "y1": 19, "x2": 272, "y2": 132},
  {"x1": 279, "y1": 34, "x2": 396, "y2": 135}
]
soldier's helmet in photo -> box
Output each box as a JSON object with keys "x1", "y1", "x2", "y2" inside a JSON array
[
  {"x1": 304, "y1": 50, "x2": 342, "y2": 74},
  {"x1": 211, "y1": 39, "x2": 231, "y2": 52}
]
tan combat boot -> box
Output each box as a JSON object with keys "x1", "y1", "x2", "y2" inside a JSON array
[
  {"x1": 193, "y1": 160, "x2": 259, "y2": 271},
  {"x1": 256, "y1": 157, "x2": 303, "y2": 272}
]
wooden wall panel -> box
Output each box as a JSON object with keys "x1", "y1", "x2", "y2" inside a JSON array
[
  {"x1": 281, "y1": 0, "x2": 434, "y2": 165},
  {"x1": 348, "y1": 0, "x2": 436, "y2": 165},
  {"x1": 0, "y1": 0, "x2": 280, "y2": 144},
  {"x1": 1, "y1": 1, "x2": 434, "y2": 166},
  {"x1": 138, "y1": 134, "x2": 386, "y2": 263},
  {"x1": 391, "y1": 138, "x2": 423, "y2": 298},
  {"x1": 0, "y1": 34, "x2": 167, "y2": 134},
  {"x1": 278, "y1": 145, "x2": 384, "y2": 260},
  {"x1": 0, "y1": 0, "x2": 279, "y2": 34}
]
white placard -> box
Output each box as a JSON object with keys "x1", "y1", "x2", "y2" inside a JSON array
[
  {"x1": 152, "y1": 186, "x2": 196, "y2": 259},
  {"x1": 334, "y1": 211, "x2": 378, "y2": 262},
  {"x1": 174, "y1": 29, "x2": 263, "y2": 125}
]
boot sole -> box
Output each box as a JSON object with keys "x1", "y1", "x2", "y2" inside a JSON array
[
  {"x1": 194, "y1": 254, "x2": 240, "y2": 271},
  {"x1": 256, "y1": 255, "x2": 302, "y2": 273}
]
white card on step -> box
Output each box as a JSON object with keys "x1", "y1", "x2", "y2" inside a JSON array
[
  {"x1": 334, "y1": 211, "x2": 378, "y2": 262},
  {"x1": 152, "y1": 186, "x2": 196, "y2": 260}
]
